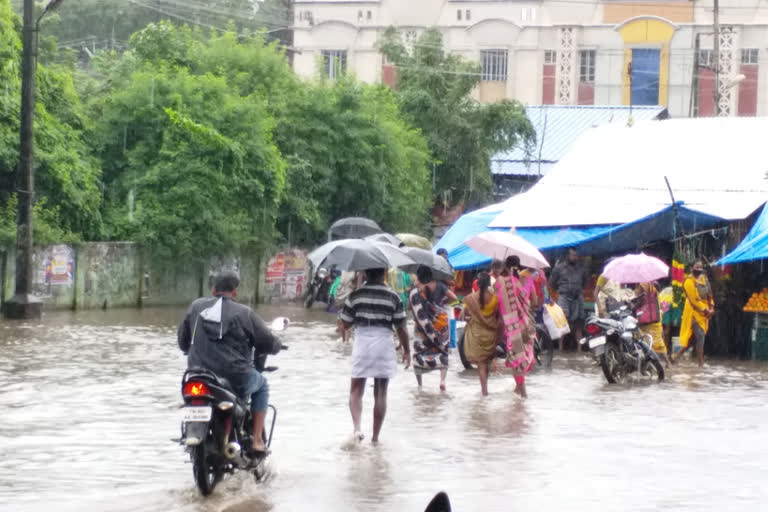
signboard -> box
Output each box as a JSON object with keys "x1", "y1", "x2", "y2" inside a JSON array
[{"x1": 264, "y1": 249, "x2": 308, "y2": 302}]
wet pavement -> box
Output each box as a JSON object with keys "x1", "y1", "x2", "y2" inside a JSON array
[{"x1": 1, "y1": 305, "x2": 768, "y2": 512}]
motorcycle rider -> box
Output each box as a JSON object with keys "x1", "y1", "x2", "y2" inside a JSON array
[{"x1": 177, "y1": 271, "x2": 281, "y2": 456}]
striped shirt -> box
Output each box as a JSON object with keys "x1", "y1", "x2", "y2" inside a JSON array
[{"x1": 339, "y1": 283, "x2": 407, "y2": 329}]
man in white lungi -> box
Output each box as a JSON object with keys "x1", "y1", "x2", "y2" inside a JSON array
[{"x1": 340, "y1": 267, "x2": 410, "y2": 443}]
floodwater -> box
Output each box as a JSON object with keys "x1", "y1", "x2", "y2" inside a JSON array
[{"x1": 1, "y1": 305, "x2": 768, "y2": 512}]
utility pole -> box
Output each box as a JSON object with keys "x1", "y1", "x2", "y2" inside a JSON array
[
  {"x1": 689, "y1": 33, "x2": 701, "y2": 117},
  {"x1": 4, "y1": 0, "x2": 63, "y2": 320},
  {"x1": 713, "y1": 0, "x2": 721, "y2": 116}
]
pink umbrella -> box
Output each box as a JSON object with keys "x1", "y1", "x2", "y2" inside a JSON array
[
  {"x1": 602, "y1": 253, "x2": 669, "y2": 284},
  {"x1": 465, "y1": 231, "x2": 550, "y2": 269}
]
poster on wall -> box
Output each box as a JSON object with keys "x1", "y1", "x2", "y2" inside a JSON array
[
  {"x1": 282, "y1": 250, "x2": 307, "y2": 301},
  {"x1": 34, "y1": 245, "x2": 75, "y2": 297},
  {"x1": 265, "y1": 253, "x2": 286, "y2": 301}
]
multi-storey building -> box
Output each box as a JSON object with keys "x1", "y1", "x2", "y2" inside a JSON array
[{"x1": 292, "y1": 1, "x2": 768, "y2": 117}]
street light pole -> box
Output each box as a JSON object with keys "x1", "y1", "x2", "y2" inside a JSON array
[
  {"x1": 4, "y1": 0, "x2": 63, "y2": 319},
  {"x1": 713, "y1": 0, "x2": 721, "y2": 116}
]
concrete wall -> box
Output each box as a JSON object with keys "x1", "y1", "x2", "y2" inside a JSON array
[{"x1": 0, "y1": 243, "x2": 304, "y2": 311}]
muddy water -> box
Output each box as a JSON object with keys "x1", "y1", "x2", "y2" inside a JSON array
[{"x1": 1, "y1": 305, "x2": 767, "y2": 512}]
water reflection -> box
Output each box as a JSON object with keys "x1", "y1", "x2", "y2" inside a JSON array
[{"x1": 0, "y1": 305, "x2": 767, "y2": 512}]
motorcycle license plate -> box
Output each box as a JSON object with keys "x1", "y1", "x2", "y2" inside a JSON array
[
  {"x1": 182, "y1": 406, "x2": 212, "y2": 422},
  {"x1": 589, "y1": 336, "x2": 606, "y2": 349}
]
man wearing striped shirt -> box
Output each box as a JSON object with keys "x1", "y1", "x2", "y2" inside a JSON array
[{"x1": 340, "y1": 267, "x2": 410, "y2": 443}]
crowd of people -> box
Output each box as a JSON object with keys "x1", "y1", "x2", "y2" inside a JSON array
[
  {"x1": 176, "y1": 247, "x2": 717, "y2": 449},
  {"x1": 333, "y1": 248, "x2": 717, "y2": 443}
]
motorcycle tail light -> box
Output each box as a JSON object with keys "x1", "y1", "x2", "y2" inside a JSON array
[
  {"x1": 183, "y1": 381, "x2": 211, "y2": 397},
  {"x1": 586, "y1": 323, "x2": 602, "y2": 335}
]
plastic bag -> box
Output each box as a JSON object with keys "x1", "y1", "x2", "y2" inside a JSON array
[{"x1": 543, "y1": 302, "x2": 571, "y2": 340}]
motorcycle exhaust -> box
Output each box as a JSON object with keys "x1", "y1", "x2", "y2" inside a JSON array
[{"x1": 225, "y1": 442, "x2": 241, "y2": 460}]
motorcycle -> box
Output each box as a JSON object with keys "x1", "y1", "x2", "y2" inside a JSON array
[
  {"x1": 581, "y1": 305, "x2": 664, "y2": 384},
  {"x1": 176, "y1": 317, "x2": 289, "y2": 496},
  {"x1": 457, "y1": 303, "x2": 553, "y2": 369},
  {"x1": 304, "y1": 267, "x2": 333, "y2": 308}
]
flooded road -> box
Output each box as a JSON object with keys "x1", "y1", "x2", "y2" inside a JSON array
[{"x1": 2, "y1": 305, "x2": 768, "y2": 512}]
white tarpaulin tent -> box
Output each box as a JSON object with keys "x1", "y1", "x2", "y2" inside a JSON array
[{"x1": 490, "y1": 117, "x2": 768, "y2": 228}]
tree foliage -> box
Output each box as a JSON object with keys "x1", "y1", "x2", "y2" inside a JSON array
[
  {"x1": 379, "y1": 27, "x2": 534, "y2": 206},
  {"x1": 94, "y1": 21, "x2": 431, "y2": 255},
  {"x1": 0, "y1": 0, "x2": 102, "y2": 242}
]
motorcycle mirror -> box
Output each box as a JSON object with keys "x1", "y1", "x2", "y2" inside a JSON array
[{"x1": 270, "y1": 317, "x2": 290, "y2": 332}]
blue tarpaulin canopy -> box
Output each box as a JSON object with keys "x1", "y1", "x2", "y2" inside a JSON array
[
  {"x1": 436, "y1": 202, "x2": 726, "y2": 270},
  {"x1": 719, "y1": 202, "x2": 768, "y2": 265}
]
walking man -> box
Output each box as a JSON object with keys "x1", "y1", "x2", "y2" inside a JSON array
[
  {"x1": 340, "y1": 268, "x2": 410, "y2": 443},
  {"x1": 550, "y1": 247, "x2": 588, "y2": 351}
]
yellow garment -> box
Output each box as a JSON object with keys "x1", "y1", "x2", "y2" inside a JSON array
[
  {"x1": 639, "y1": 322, "x2": 667, "y2": 354},
  {"x1": 679, "y1": 275, "x2": 714, "y2": 348},
  {"x1": 463, "y1": 293, "x2": 499, "y2": 363}
]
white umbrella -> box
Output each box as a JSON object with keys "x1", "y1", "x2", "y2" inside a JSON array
[
  {"x1": 465, "y1": 231, "x2": 550, "y2": 269},
  {"x1": 602, "y1": 253, "x2": 669, "y2": 284}
]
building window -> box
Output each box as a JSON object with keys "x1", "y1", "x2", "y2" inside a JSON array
[
  {"x1": 579, "y1": 49, "x2": 596, "y2": 83},
  {"x1": 481, "y1": 49, "x2": 508, "y2": 82},
  {"x1": 358, "y1": 10, "x2": 363, "y2": 22},
  {"x1": 697, "y1": 49, "x2": 713, "y2": 68},
  {"x1": 521, "y1": 7, "x2": 537, "y2": 22},
  {"x1": 544, "y1": 50, "x2": 556, "y2": 65},
  {"x1": 466, "y1": 10, "x2": 471, "y2": 21},
  {"x1": 742, "y1": 48, "x2": 759, "y2": 64},
  {"x1": 367, "y1": 10, "x2": 372, "y2": 21},
  {"x1": 457, "y1": 10, "x2": 462, "y2": 21},
  {"x1": 322, "y1": 50, "x2": 347, "y2": 79}
]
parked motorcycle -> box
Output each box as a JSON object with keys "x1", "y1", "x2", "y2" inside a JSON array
[
  {"x1": 581, "y1": 305, "x2": 664, "y2": 384},
  {"x1": 457, "y1": 319, "x2": 553, "y2": 369},
  {"x1": 304, "y1": 267, "x2": 333, "y2": 308},
  {"x1": 175, "y1": 317, "x2": 289, "y2": 496}
]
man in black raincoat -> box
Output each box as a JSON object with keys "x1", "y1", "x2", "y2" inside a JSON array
[{"x1": 177, "y1": 271, "x2": 281, "y2": 455}]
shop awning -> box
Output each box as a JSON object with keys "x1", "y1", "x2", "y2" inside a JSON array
[
  {"x1": 490, "y1": 117, "x2": 768, "y2": 229},
  {"x1": 441, "y1": 203, "x2": 726, "y2": 270},
  {"x1": 719, "y1": 202, "x2": 768, "y2": 265}
]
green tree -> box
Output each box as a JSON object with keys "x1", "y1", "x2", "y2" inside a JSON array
[
  {"x1": 0, "y1": 0, "x2": 102, "y2": 243},
  {"x1": 379, "y1": 27, "x2": 534, "y2": 206},
  {"x1": 274, "y1": 78, "x2": 432, "y2": 245},
  {"x1": 96, "y1": 63, "x2": 285, "y2": 261}
]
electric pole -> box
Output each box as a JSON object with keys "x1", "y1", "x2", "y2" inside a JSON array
[
  {"x1": 713, "y1": 0, "x2": 721, "y2": 116},
  {"x1": 5, "y1": 0, "x2": 63, "y2": 319}
]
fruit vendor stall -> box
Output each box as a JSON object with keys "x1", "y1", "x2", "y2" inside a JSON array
[{"x1": 719, "y1": 202, "x2": 768, "y2": 360}]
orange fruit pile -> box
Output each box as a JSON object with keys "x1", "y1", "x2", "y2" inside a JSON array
[{"x1": 743, "y1": 289, "x2": 768, "y2": 312}]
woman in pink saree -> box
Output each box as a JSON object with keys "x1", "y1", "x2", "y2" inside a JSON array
[{"x1": 495, "y1": 256, "x2": 536, "y2": 398}]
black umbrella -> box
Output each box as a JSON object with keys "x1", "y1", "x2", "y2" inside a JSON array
[
  {"x1": 401, "y1": 247, "x2": 454, "y2": 281},
  {"x1": 309, "y1": 239, "x2": 415, "y2": 272},
  {"x1": 328, "y1": 217, "x2": 382, "y2": 240},
  {"x1": 365, "y1": 233, "x2": 402, "y2": 246}
]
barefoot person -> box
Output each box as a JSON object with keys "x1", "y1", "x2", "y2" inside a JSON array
[
  {"x1": 340, "y1": 268, "x2": 410, "y2": 443},
  {"x1": 410, "y1": 266, "x2": 457, "y2": 391},
  {"x1": 674, "y1": 260, "x2": 715, "y2": 367},
  {"x1": 462, "y1": 272, "x2": 500, "y2": 396},
  {"x1": 495, "y1": 256, "x2": 535, "y2": 398}
]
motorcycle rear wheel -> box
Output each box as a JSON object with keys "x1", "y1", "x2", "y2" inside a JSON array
[
  {"x1": 193, "y1": 442, "x2": 223, "y2": 496},
  {"x1": 457, "y1": 331, "x2": 474, "y2": 370},
  {"x1": 642, "y1": 358, "x2": 665, "y2": 382},
  {"x1": 600, "y1": 342, "x2": 626, "y2": 384},
  {"x1": 535, "y1": 326, "x2": 554, "y2": 368}
]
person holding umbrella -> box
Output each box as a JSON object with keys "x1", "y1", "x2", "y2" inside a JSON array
[
  {"x1": 340, "y1": 268, "x2": 410, "y2": 443},
  {"x1": 495, "y1": 256, "x2": 536, "y2": 398},
  {"x1": 409, "y1": 266, "x2": 457, "y2": 391}
]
